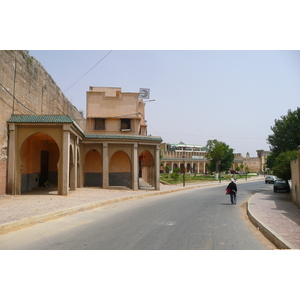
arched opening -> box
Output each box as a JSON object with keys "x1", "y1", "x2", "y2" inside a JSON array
[
  {"x1": 187, "y1": 163, "x2": 191, "y2": 173},
  {"x1": 20, "y1": 132, "x2": 59, "y2": 193},
  {"x1": 199, "y1": 162, "x2": 205, "y2": 173},
  {"x1": 139, "y1": 150, "x2": 155, "y2": 187},
  {"x1": 109, "y1": 150, "x2": 131, "y2": 188},
  {"x1": 77, "y1": 148, "x2": 81, "y2": 188},
  {"x1": 193, "y1": 163, "x2": 197, "y2": 173},
  {"x1": 69, "y1": 145, "x2": 75, "y2": 190},
  {"x1": 84, "y1": 149, "x2": 102, "y2": 187},
  {"x1": 180, "y1": 163, "x2": 185, "y2": 173}
]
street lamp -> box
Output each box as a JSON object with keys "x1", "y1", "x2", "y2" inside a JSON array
[
  {"x1": 182, "y1": 154, "x2": 186, "y2": 187},
  {"x1": 218, "y1": 159, "x2": 221, "y2": 183}
]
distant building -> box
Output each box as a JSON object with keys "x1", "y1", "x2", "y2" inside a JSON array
[
  {"x1": 160, "y1": 142, "x2": 270, "y2": 174},
  {"x1": 160, "y1": 142, "x2": 208, "y2": 173}
]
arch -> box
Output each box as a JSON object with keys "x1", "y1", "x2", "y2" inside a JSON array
[
  {"x1": 139, "y1": 150, "x2": 155, "y2": 187},
  {"x1": 84, "y1": 149, "x2": 102, "y2": 187},
  {"x1": 77, "y1": 147, "x2": 81, "y2": 188},
  {"x1": 180, "y1": 163, "x2": 184, "y2": 173},
  {"x1": 199, "y1": 162, "x2": 205, "y2": 173},
  {"x1": 109, "y1": 150, "x2": 131, "y2": 188},
  {"x1": 69, "y1": 144, "x2": 74, "y2": 165},
  {"x1": 187, "y1": 163, "x2": 191, "y2": 173},
  {"x1": 193, "y1": 163, "x2": 198, "y2": 173},
  {"x1": 20, "y1": 132, "x2": 59, "y2": 193}
]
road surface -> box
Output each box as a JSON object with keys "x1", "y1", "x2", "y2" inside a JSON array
[{"x1": 0, "y1": 181, "x2": 276, "y2": 250}]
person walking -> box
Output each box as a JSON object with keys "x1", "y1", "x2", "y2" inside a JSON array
[{"x1": 226, "y1": 178, "x2": 237, "y2": 205}]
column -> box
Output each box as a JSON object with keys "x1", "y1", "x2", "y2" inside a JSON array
[
  {"x1": 74, "y1": 139, "x2": 78, "y2": 189},
  {"x1": 155, "y1": 145, "x2": 160, "y2": 191},
  {"x1": 102, "y1": 142, "x2": 109, "y2": 188},
  {"x1": 132, "y1": 143, "x2": 139, "y2": 191},
  {"x1": 7, "y1": 123, "x2": 16, "y2": 194},
  {"x1": 69, "y1": 143, "x2": 76, "y2": 191},
  {"x1": 60, "y1": 125, "x2": 70, "y2": 195}
]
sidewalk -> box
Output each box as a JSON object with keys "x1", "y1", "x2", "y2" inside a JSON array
[
  {"x1": 247, "y1": 190, "x2": 300, "y2": 249},
  {"x1": 1, "y1": 176, "x2": 299, "y2": 249}
]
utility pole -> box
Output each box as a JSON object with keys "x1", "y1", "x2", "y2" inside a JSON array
[
  {"x1": 182, "y1": 154, "x2": 186, "y2": 187},
  {"x1": 218, "y1": 159, "x2": 221, "y2": 183}
]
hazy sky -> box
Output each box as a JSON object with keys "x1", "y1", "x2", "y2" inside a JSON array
[{"x1": 29, "y1": 50, "x2": 300, "y2": 156}]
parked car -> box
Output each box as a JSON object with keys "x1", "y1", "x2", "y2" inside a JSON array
[
  {"x1": 265, "y1": 175, "x2": 276, "y2": 184},
  {"x1": 273, "y1": 179, "x2": 290, "y2": 193}
]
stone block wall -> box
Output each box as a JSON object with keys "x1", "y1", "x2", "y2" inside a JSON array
[{"x1": 0, "y1": 50, "x2": 85, "y2": 195}]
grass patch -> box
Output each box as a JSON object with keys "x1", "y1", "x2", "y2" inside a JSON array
[
  {"x1": 160, "y1": 173, "x2": 259, "y2": 184},
  {"x1": 160, "y1": 174, "x2": 215, "y2": 184}
]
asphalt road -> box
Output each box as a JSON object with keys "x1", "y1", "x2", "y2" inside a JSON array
[{"x1": 0, "y1": 181, "x2": 276, "y2": 250}]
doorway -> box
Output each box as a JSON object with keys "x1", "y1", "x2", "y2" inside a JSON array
[{"x1": 39, "y1": 150, "x2": 49, "y2": 186}]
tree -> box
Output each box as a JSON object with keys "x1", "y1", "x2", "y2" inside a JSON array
[
  {"x1": 267, "y1": 108, "x2": 300, "y2": 171},
  {"x1": 272, "y1": 150, "x2": 298, "y2": 180},
  {"x1": 165, "y1": 164, "x2": 170, "y2": 174},
  {"x1": 206, "y1": 140, "x2": 235, "y2": 174},
  {"x1": 267, "y1": 108, "x2": 300, "y2": 157},
  {"x1": 159, "y1": 147, "x2": 163, "y2": 162}
]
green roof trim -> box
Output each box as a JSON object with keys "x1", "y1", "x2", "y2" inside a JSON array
[
  {"x1": 8, "y1": 114, "x2": 85, "y2": 135},
  {"x1": 84, "y1": 134, "x2": 162, "y2": 142},
  {"x1": 8, "y1": 115, "x2": 74, "y2": 123}
]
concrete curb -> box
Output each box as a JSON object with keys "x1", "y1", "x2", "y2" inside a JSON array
[
  {"x1": 246, "y1": 195, "x2": 296, "y2": 249},
  {"x1": 0, "y1": 177, "x2": 263, "y2": 234}
]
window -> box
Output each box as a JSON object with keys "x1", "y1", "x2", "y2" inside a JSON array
[
  {"x1": 95, "y1": 118, "x2": 105, "y2": 130},
  {"x1": 121, "y1": 119, "x2": 131, "y2": 131}
]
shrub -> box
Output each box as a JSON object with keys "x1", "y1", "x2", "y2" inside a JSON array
[{"x1": 170, "y1": 171, "x2": 179, "y2": 181}]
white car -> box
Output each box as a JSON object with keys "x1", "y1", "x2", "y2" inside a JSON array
[{"x1": 265, "y1": 175, "x2": 276, "y2": 184}]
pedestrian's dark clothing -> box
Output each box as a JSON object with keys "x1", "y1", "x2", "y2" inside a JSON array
[
  {"x1": 227, "y1": 181, "x2": 237, "y2": 194},
  {"x1": 226, "y1": 181, "x2": 237, "y2": 204}
]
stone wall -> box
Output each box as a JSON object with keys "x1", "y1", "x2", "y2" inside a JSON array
[
  {"x1": 0, "y1": 50, "x2": 85, "y2": 195},
  {"x1": 291, "y1": 155, "x2": 300, "y2": 208}
]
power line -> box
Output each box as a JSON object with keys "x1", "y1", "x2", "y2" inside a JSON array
[
  {"x1": 0, "y1": 81, "x2": 37, "y2": 114},
  {"x1": 63, "y1": 50, "x2": 113, "y2": 93}
]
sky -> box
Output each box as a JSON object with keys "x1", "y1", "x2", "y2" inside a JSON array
[{"x1": 29, "y1": 50, "x2": 300, "y2": 157}]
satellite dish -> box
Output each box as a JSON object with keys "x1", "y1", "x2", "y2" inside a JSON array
[{"x1": 139, "y1": 88, "x2": 150, "y2": 99}]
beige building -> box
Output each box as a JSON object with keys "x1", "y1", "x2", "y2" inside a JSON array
[
  {"x1": 6, "y1": 87, "x2": 162, "y2": 195},
  {"x1": 160, "y1": 142, "x2": 270, "y2": 174},
  {"x1": 1, "y1": 51, "x2": 162, "y2": 196}
]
